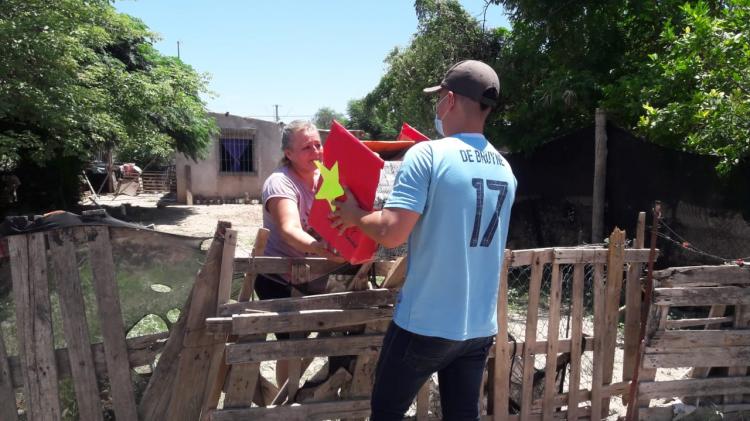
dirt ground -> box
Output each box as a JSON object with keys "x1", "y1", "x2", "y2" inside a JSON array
[{"x1": 86, "y1": 192, "x2": 265, "y2": 255}]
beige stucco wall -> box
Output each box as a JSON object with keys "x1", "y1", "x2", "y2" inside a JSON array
[{"x1": 175, "y1": 113, "x2": 283, "y2": 203}]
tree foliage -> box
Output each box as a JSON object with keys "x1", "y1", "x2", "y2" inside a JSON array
[
  {"x1": 352, "y1": 0, "x2": 749, "y2": 172},
  {"x1": 312, "y1": 106, "x2": 347, "y2": 130},
  {"x1": 0, "y1": 0, "x2": 216, "y2": 171}
]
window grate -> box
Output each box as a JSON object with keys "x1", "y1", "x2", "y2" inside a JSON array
[{"x1": 219, "y1": 128, "x2": 254, "y2": 173}]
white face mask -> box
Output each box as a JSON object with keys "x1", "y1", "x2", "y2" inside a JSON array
[{"x1": 433, "y1": 94, "x2": 448, "y2": 137}]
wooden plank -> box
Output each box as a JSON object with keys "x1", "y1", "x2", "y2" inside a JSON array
[
  {"x1": 416, "y1": 382, "x2": 430, "y2": 420},
  {"x1": 690, "y1": 305, "x2": 728, "y2": 379},
  {"x1": 286, "y1": 284, "x2": 306, "y2": 403},
  {"x1": 297, "y1": 367, "x2": 352, "y2": 403},
  {"x1": 348, "y1": 261, "x2": 374, "y2": 291},
  {"x1": 48, "y1": 229, "x2": 103, "y2": 421},
  {"x1": 653, "y1": 286, "x2": 750, "y2": 306},
  {"x1": 220, "y1": 288, "x2": 397, "y2": 316},
  {"x1": 565, "y1": 264, "x2": 584, "y2": 421},
  {"x1": 509, "y1": 248, "x2": 552, "y2": 267},
  {"x1": 381, "y1": 255, "x2": 407, "y2": 289},
  {"x1": 10, "y1": 332, "x2": 167, "y2": 388},
  {"x1": 651, "y1": 329, "x2": 750, "y2": 348},
  {"x1": 238, "y1": 227, "x2": 270, "y2": 301},
  {"x1": 542, "y1": 262, "x2": 562, "y2": 421},
  {"x1": 201, "y1": 228, "x2": 239, "y2": 419},
  {"x1": 638, "y1": 377, "x2": 750, "y2": 400},
  {"x1": 9, "y1": 233, "x2": 61, "y2": 421},
  {"x1": 637, "y1": 305, "x2": 665, "y2": 407},
  {"x1": 601, "y1": 228, "x2": 626, "y2": 416},
  {"x1": 224, "y1": 227, "x2": 268, "y2": 409},
  {"x1": 589, "y1": 263, "x2": 605, "y2": 421},
  {"x1": 664, "y1": 315, "x2": 733, "y2": 329},
  {"x1": 725, "y1": 304, "x2": 749, "y2": 404},
  {"x1": 622, "y1": 214, "x2": 645, "y2": 387},
  {"x1": 653, "y1": 265, "x2": 750, "y2": 287},
  {"x1": 493, "y1": 253, "x2": 511, "y2": 419},
  {"x1": 520, "y1": 250, "x2": 544, "y2": 420},
  {"x1": 163, "y1": 222, "x2": 229, "y2": 421},
  {"x1": 211, "y1": 398, "x2": 371, "y2": 421},
  {"x1": 552, "y1": 248, "x2": 651, "y2": 265},
  {"x1": 226, "y1": 334, "x2": 383, "y2": 364},
  {"x1": 0, "y1": 328, "x2": 18, "y2": 421},
  {"x1": 643, "y1": 346, "x2": 750, "y2": 368},
  {"x1": 86, "y1": 226, "x2": 138, "y2": 421},
  {"x1": 234, "y1": 256, "x2": 348, "y2": 277},
  {"x1": 228, "y1": 308, "x2": 393, "y2": 336}
]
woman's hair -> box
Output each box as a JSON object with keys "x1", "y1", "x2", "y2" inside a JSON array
[{"x1": 279, "y1": 120, "x2": 318, "y2": 167}]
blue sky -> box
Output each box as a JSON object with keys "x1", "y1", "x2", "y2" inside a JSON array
[{"x1": 114, "y1": 1, "x2": 509, "y2": 122}]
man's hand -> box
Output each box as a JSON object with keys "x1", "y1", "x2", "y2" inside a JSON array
[{"x1": 330, "y1": 187, "x2": 367, "y2": 235}]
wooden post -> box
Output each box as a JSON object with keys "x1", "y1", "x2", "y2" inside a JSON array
[
  {"x1": 520, "y1": 250, "x2": 545, "y2": 418},
  {"x1": 542, "y1": 261, "x2": 563, "y2": 420},
  {"x1": 592, "y1": 108, "x2": 607, "y2": 243},
  {"x1": 623, "y1": 212, "x2": 646, "y2": 386},
  {"x1": 565, "y1": 264, "x2": 585, "y2": 421},
  {"x1": 602, "y1": 228, "x2": 626, "y2": 415},
  {"x1": 493, "y1": 253, "x2": 512, "y2": 419},
  {"x1": 185, "y1": 165, "x2": 193, "y2": 206},
  {"x1": 0, "y1": 328, "x2": 18, "y2": 421},
  {"x1": 49, "y1": 229, "x2": 104, "y2": 421},
  {"x1": 9, "y1": 233, "x2": 62, "y2": 421},
  {"x1": 590, "y1": 263, "x2": 606, "y2": 421}
]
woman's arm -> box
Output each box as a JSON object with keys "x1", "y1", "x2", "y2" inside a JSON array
[{"x1": 266, "y1": 196, "x2": 343, "y2": 261}]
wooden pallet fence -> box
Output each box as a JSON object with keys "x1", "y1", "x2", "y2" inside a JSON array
[{"x1": 634, "y1": 264, "x2": 750, "y2": 420}]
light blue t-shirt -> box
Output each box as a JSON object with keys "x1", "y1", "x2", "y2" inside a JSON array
[{"x1": 385, "y1": 133, "x2": 516, "y2": 340}]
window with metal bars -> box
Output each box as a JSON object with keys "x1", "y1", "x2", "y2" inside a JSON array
[{"x1": 219, "y1": 128, "x2": 254, "y2": 173}]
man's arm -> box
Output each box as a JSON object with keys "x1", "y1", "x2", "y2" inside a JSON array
[{"x1": 331, "y1": 189, "x2": 420, "y2": 249}]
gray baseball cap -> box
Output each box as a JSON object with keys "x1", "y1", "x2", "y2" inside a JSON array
[{"x1": 423, "y1": 60, "x2": 499, "y2": 106}]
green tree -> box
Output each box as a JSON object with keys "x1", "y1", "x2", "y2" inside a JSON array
[
  {"x1": 312, "y1": 106, "x2": 347, "y2": 130},
  {"x1": 348, "y1": 0, "x2": 506, "y2": 140},
  {"x1": 0, "y1": 0, "x2": 216, "y2": 208},
  {"x1": 635, "y1": 1, "x2": 750, "y2": 172}
]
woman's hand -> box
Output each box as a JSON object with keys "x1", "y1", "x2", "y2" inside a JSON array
[{"x1": 308, "y1": 240, "x2": 346, "y2": 262}]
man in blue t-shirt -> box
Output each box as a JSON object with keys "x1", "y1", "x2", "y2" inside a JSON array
[{"x1": 332, "y1": 60, "x2": 516, "y2": 421}]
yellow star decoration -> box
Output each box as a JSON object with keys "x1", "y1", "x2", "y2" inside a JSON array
[{"x1": 315, "y1": 160, "x2": 345, "y2": 211}]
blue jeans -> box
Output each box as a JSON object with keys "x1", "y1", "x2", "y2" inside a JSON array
[{"x1": 371, "y1": 322, "x2": 494, "y2": 421}]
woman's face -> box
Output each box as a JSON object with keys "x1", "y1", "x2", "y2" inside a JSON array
[{"x1": 285, "y1": 128, "x2": 323, "y2": 174}]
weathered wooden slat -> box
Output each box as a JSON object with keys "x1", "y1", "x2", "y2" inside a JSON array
[
  {"x1": 622, "y1": 213, "x2": 645, "y2": 389},
  {"x1": 493, "y1": 253, "x2": 511, "y2": 419},
  {"x1": 589, "y1": 263, "x2": 606, "y2": 421},
  {"x1": 651, "y1": 329, "x2": 750, "y2": 348},
  {"x1": 0, "y1": 328, "x2": 18, "y2": 421},
  {"x1": 566, "y1": 263, "x2": 584, "y2": 421},
  {"x1": 643, "y1": 346, "x2": 750, "y2": 368},
  {"x1": 381, "y1": 255, "x2": 407, "y2": 289},
  {"x1": 664, "y1": 316, "x2": 733, "y2": 329},
  {"x1": 223, "y1": 227, "x2": 269, "y2": 409},
  {"x1": 654, "y1": 265, "x2": 750, "y2": 287},
  {"x1": 165, "y1": 221, "x2": 229, "y2": 421},
  {"x1": 211, "y1": 398, "x2": 371, "y2": 421},
  {"x1": 9, "y1": 332, "x2": 168, "y2": 388},
  {"x1": 690, "y1": 305, "x2": 728, "y2": 379},
  {"x1": 726, "y1": 305, "x2": 749, "y2": 403},
  {"x1": 601, "y1": 228, "x2": 626, "y2": 417},
  {"x1": 227, "y1": 308, "x2": 394, "y2": 336},
  {"x1": 637, "y1": 304, "x2": 665, "y2": 407},
  {"x1": 87, "y1": 226, "x2": 138, "y2": 421},
  {"x1": 654, "y1": 286, "x2": 750, "y2": 306},
  {"x1": 416, "y1": 382, "x2": 429, "y2": 420},
  {"x1": 552, "y1": 247, "x2": 651, "y2": 264},
  {"x1": 48, "y1": 229, "x2": 103, "y2": 421},
  {"x1": 226, "y1": 334, "x2": 383, "y2": 364},
  {"x1": 509, "y1": 248, "x2": 553, "y2": 267},
  {"x1": 520, "y1": 250, "x2": 544, "y2": 419},
  {"x1": 200, "y1": 228, "x2": 239, "y2": 419},
  {"x1": 233, "y1": 256, "x2": 350, "y2": 277},
  {"x1": 542, "y1": 262, "x2": 562, "y2": 421},
  {"x1": 10, "y1": 233, "x2": 61, "y2": 421},
  {"x1": 220, "y1": 288, "x2": 397, "y2": 316},
  {"x1": 638, "y1": 377, "x2": 750, "y2": 400}
]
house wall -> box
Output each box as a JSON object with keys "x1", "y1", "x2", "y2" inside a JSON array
[{"x1": 175, "y1": 113, "x2": 283, "y2": 203}]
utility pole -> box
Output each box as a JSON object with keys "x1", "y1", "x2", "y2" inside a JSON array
[
  {"x1": 274, "y1": 104, "x2": 280, "y2": 122},
  {"x1": 177, "y1": 41, "x2": 181, "y2": 59}
]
